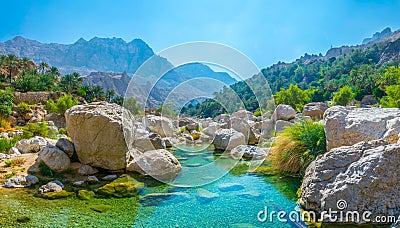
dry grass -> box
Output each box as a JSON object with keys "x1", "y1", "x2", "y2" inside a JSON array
[
  {"x1": 269, "y1": 120, "x2": 326, "y2": 176},
  {"x1": 0, "y1": 118, "x2": 14, "y2": 132}
]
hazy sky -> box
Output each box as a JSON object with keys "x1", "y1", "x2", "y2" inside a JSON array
[{"x1": 1, "y1": 0, "x2": 400, "y2": 68}]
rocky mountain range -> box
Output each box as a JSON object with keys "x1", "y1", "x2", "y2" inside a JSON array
[{"x1": 0, "y1": 36, "x2": 237, "y2": 107}]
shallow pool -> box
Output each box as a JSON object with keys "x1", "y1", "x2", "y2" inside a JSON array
[{"x1": 0, "y1": 144, "x2": 302, "y2": 227}]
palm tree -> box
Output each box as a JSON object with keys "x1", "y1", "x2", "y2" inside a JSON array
[
  {"x1": 49, "y1": 66, "x2": 60, "y2": 77},
  {"x1": 6, "y1": 54, "x2": 18, "y2": 82},
  {"x1": 60, "y1": 72, "x2": 83, "y2": 94},
  {"x1": 39, "y1": 62, "x2": 49, "y2": 74},
  {"x1": 106, "y1": 89, "x2": 115, "y2": 102}
]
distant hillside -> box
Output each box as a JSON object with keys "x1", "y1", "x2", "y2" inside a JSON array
[
  {"x1": 183, "y1": 27, "x2": 400, "y2": 117},
  {"x1": 0, "y1": 36, "x2": 154, "y2": 75},
  {"x1": 0, "y1": 36, "x2": 237, "y2": 107}
]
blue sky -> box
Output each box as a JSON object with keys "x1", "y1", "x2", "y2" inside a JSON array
[{"x1": 1, "y1": 0, "x2": 400, "y2": 68}]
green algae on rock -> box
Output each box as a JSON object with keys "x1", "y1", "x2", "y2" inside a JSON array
[
  {"x1": 78, "y1": 189, "x2": 95, "y2": 200},
  {"x1": 39, "y1": 190, "x2": 74, "y2": 199},
  {"x1": 97, "y1": 174, "x2": 144, "y2": 198},
  {"x1": 90, "y1": 204, "x2": 112, "y2": 213}
]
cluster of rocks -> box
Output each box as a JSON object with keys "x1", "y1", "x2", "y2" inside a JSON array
[
  {"x1": 7, "y1": 105, "x2": 47, "y2": 127},
  {"x1": 300, "y1": 106, "x2": 400, "y2": 224}
]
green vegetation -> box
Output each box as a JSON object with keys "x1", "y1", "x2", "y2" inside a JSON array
[
  {"x1": 17, "y1": 102, "x2": 30, "y2": 115},
  {"x1": 124, "y1": 97, "x2": 143, "y2": 115},
  {"x1": 156, "y1": 103, "x2": 176, "y2": 117},
  {"x1": 274, "y1": 84, "x2": 311, "y2": 112},
  {"x1": 38, "y1": 161, "x2": 53, "y2": 177},
  {"x1": 270, "y1": 120, "x2": 326, "y2": 176},
  {"x1": 22, "y1": 121, "x2": 49, "y2": 138},
  {"x1": 4, "y1": 157, "x2": 26, "y2": 167},
  {"x1": 182, "y1": 44, "x2": 400, "y2": 117},
  {"x1": 0, "y1": 137, "x2": 20, "y2": 154},
  {"x1": 45, "y1": 95, "x2": 79, "y2": 115},
  {"x1": 332, "y1": 85, "x2": 355, "y2": 106},
  {"x1": 380, "y1": 85, "x2": 400, "y2": 107},
  {"x1": 0, "y1": 89, "x2": 14, "y2": 118}
]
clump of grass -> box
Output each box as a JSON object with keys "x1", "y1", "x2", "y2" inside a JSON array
[
  {"x1": 11, "y1": 157, "x2": 26, "y2": 167},
  {"x1": 5, "y1": 171, "x2": 17, "y2": 179},
  {"x1": 38, "y1": 161, "x2": 53, "y2": 177},
  {"x1": 4, "y1": 157, "x2": 26, "y2": 167},
  {"x1": 0, "y1": 137, "x2": 21, "y2": 154},
  {"x1": 4, "y1": 159, "x2": 13, "y2": 167},
  {"x1": 22, "y1": 120, "x2": 49, "y2": 138},
  {"x1": 269, "y1": 120, "x2": 326, "y2": 176}
]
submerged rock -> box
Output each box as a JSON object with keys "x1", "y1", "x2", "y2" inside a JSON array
[
  {"x1": 97, "y1": 174, "x2": 143, "y2": 198},
  {"x1": 218, "y1": 183, "x2": 245, "y2": 192},
  {"x1": 2, "y1": 174, "x2": 39, "y2": 188},
  {"x1": 196, "y1": 188, "x2": 219, "y2": 202},
  {"x1": 38, "y1": 180, "x2": 64, "y2": 194},
  {"x1": 139, "y1": 192, "x2": 191, "y2": 206},
  {"x1": 40, "y1": 190, "x2": 74, "y2": 199},
  {"x1": 65, "y1": 102, "x2": 135, "y2": 170},
  {"x1": 78, "y1": 190, "x2": 95, "y2": 200},
  {"x1": 90, "y1": 204, "x2": 112, "y2": 213}
]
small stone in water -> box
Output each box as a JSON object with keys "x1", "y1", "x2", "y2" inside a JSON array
[
  {"x1": 102, "y1": 174, "x2": 118, "y2": 181},
  {"x1": 17, "y1": 216, "x2": 31, "y2": 223}
]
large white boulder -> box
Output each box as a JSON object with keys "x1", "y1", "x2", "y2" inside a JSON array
[
  {"x1": 300, "y1": 139, "x2": 400, "y2": 224},
  {"x1": 15, "y1": 136, "x2": 48, "y2": 154},
  {"x1": 324, "y1": 106, "x2": 400, "y2": 150},
  {"x1": 65, "y1": 102, "x2": 136, "y2": 170},
  {"x1": 302, "y1": 102, "x2": 329, "y2": 120},
  {"x1": 143, "y1": 116, "x2": 175, "y2": 137},
  {"x1": 127, "y1": 149, "x2": 182, "y2": 183},
  {"x1": 38, "y1": 145, "x2": 71, "y2": 172},
  {"x1": 213, "y1": 129, "x2": 246, "y2": 151},
  {"x1": 230, "y1": 145, "x2": 268, "y2": 160},
  {"x1": 272, "y1": 104, "x2": 297, "y2": 121}
]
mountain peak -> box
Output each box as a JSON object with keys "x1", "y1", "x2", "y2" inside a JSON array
[{"x1": 362, "y1": 27, "x2": 393, "y2": 44}]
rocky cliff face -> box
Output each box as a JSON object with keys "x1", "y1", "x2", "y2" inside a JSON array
[{"x1": 0, "y1": 36, "x2": 154, "y2": 75}]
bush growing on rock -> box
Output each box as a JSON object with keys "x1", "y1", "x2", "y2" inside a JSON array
[
  {"x1": 45, "y1": 95, "x2": 79, "y2": 115},
  {"x1": 17, "y1": 102, "x2": 31, "y2": 115},
  {"x1": 270, "y1": 120, "x2": 326, "y2": 176}
]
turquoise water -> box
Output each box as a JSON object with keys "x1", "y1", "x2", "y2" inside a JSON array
[
  {"x1": 0, "y1": 144, "x2": 302, "y2": 227},
  {"x1": 133, "y1": 144, "x2": 303, "y2": 227}
]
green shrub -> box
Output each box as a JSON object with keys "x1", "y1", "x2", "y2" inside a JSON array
[
  {"x1": 0, "y1": 89, "x2": 14, "y2": 118},
  {"x1": 4, "y1": 159, "x2": 12, "y2": 167},
  {"x1": 0, "y1": 137, "x2": 20, "y2": 154},
  {"x1": 270, "y1": 120, "x2": 326, "y2": 176},
  {"x1": 254, "y1": 109, "x2": 262, "y2": 117},
  {"x1": 45, "y1": 95, "x2": 79, "y2": 115},
  {"x1": 22, "y1": 121, "x2": 49, "y2": 138},
  {"x1": 274, "y1": 84, "x2": 312, "y2": 112},
  {"x1": 58, "y1": 128, "x2": 67, "y2": 135},
  {"x1": 17, "y1": 102, "x2": 31, "y2": 115},
  {"x1": 332, "y1": 86, "x2": 355, "y2": 106},
  {"x1": 380, "y1": 85, "x2": 400, "y2": 108}
]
